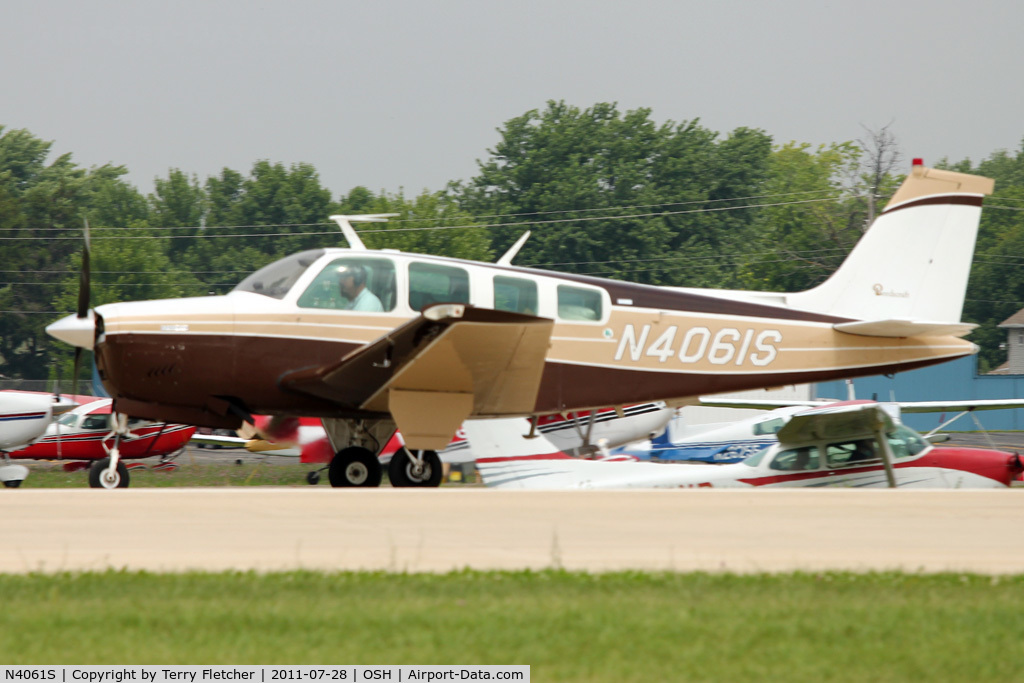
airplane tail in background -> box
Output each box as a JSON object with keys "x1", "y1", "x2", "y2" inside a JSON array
[{"x1": 787, "y1": 162, "x2": 994, "y2": 332}]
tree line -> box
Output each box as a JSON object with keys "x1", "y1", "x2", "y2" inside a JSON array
[{"x1": 2, "y1": 102, "x2": 1023, "y2": 380}]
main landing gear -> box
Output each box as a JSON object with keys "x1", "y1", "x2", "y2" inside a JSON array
[
  {"x1": 313, "y1": 418, "x2": 444, "y2": 488},
  {"x1": 0, "y1": 453, "x2": 28, "y2": 488},
  {"x1": 388, "y1": 448, "x2": 443, "y2": 487},
  {"x1": 328, "y1": 446, "x2": 383, "y2": 487}
]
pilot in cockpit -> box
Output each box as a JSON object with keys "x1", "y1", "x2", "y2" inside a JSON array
[{"x1": 339, "y1": 264, "x2": 383, "y2": 312}]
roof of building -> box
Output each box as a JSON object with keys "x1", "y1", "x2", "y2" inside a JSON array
[{"x1": 999, "y1": 308, "x2": 1024, "y2": 327}]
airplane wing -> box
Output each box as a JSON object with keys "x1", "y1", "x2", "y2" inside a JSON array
[
  {"x1": 700, "y1": 396, "x2": 1024, "y2": 413},
  {"x1": 776, "y1": 403, "x2": 896, "y2": 445},
  {"x1": 697, "y1": 398, "x2": 832, "y2": 410},
  {"x1": 189, "y1": 433, "x2": 247, "y2": 449},
  {"x1": 280, "y1": 304, "x2": 554, "y2": 450}
]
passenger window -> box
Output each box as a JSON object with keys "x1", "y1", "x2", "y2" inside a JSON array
[
  {"x1": 297, "y1": 258, "x2": 396, "y2": 312},
  {"x1": 825, "y1": 439, "x2": 879, "y2": 468},
  {"x1": 769, "y1": 447, "x2": 819, "y2": 472},
  {"x1": 557, "y1": 285, "x2": 603, "y2": 321},
  {"x1": 409, "y1": 263, "x2": 470, "y2": 312},
  {"x1": 494, "y1": 276, "x2": 538, "y2": 315}
]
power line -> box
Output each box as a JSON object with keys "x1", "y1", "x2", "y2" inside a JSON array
[{"x1": 0, "y1": 196, "x2": 847, "y2": 241}]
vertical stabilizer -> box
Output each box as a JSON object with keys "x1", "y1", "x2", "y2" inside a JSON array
[{"x1": 787, "y1": 162, "x2": 993, "y2": 325}]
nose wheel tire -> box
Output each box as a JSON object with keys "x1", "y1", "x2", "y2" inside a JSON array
[
  {"x1": 328, "y1": 447, "x2": 383, "y2": 487},
  {"x1": 388, "y1": 448, "x2": 443, "y2": 487},
  {"x1": 88, "y1": 457, "x2": 130, "y2": 489}
]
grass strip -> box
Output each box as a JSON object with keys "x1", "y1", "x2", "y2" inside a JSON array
[{"x1": 1, "y1": 570, "x2": 1022, "y2": 681}]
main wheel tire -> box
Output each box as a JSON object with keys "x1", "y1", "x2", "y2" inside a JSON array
[
  {"x1": 388, "y1": 448, "x2": 443, "y2": 487},
  {"x1": 328, "y1": 447, "x2": 382, "y2": 487},
  {"x1": 2, "y1": 480, "x2": 22, "y2": 488},
  {"x1": 88, "y1": 457, "x2": 130, "y2": 489}
]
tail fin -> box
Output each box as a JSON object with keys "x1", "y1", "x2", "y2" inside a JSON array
[{"x1": 787, "y1": 162, "x2": 993, "y2": 327}]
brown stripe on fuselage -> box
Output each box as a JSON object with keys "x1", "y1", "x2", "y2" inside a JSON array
[
  {"x1": 96, "y1": 322, "x2": 977, "y2": 427},
  {"x1": 531, "y1": 352, "x2": 975, "y2": 413},
  {"x1": 881, "y1": 194, "x2": 984, "y2": 215}
]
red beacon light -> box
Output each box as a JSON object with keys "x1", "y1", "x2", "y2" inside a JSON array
[{"x1": 912, "y1": 157, "x2": 924, "y2": 166}]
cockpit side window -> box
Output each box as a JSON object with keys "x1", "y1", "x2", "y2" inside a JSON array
[
  {"x1": 494, "y1": 276, "x2": 538, "y2": 315},
  {"x1": 769, "y1": 447, "x2": 819, "y2": 472},
  {"x1": 408, "y1": 263, "x2": 470, "y2": 312},
  {"x1": 557, "y1": 285, "x2": 603, "y2": 321},
  {"x1": 297, "y1": 257, "x2": 396, "y2": 312},
  {"x1": 82, "y1": 415, "x2": 111, "y2": 431},
  {"x1": 233, "y1": 249, "x2": 326, "y2": 299},
  {"x1": 825, "y1": 438, "x2": 880, "y2": 468}
]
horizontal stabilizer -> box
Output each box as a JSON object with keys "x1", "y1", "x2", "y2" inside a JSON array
[{"x1": 833, "y1": 319, "x2": 977, "y2": 338}]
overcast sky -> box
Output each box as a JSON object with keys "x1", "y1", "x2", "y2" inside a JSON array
[{"x1": 3, "y1": 1, "x2": 1022, "y2": 198}]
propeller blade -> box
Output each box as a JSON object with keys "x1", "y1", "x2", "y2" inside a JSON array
[
  {"x1": 72, "y1": 347, "x2": 82, "y2": 399},
  {"x1": 76, "y1": 218, "x2": 91, "y2": 319}
]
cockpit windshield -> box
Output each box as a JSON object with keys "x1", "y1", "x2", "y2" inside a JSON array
[
  {"x1": 232, "y1": 249, "x2": 326, "y2": 299},
  {"x1": 742, "y1": 447, "x2": 771, "y2": 467},
  {"x1": 886, "y1": 424, "x2": 929, "y2": 458}
]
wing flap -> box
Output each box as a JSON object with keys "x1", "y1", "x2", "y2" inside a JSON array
[{"x1": 280, "y1": 305, "x2": 554, "y2": 449}]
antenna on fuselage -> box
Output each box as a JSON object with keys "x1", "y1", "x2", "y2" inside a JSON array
[
  {"x1": 497, "y1": 230, "x2": 531, "y2": 266},
  {"x1": 329, "y1": 214, "x2": 399, "y2": 251}
]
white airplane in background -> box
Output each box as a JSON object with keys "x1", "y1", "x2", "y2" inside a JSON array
[
  {"x1": 615, "y1": 390, "x2": 1024, "y2": 463},
  {"x1": 0, "y1": 391, "x2": 79, "y2": 487},
  {"x1": 470, "y1": 401, "x2": 1024, "y2": 490},
  {"x1": 47, "y1": 162, "x2": 996, "y2": 488}
]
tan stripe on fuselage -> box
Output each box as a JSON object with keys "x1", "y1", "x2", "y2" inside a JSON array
[{"x1": 102, "y1": 305, "x2": 976, "y2": 378}]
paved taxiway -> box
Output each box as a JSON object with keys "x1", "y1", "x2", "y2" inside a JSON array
[{"x1": 3, "y1": 488, "x2": 1022, "y2": 574}]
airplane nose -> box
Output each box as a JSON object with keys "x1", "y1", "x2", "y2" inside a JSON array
[{"x1": 46, "y1": 311, "x2": 96, "y2": 350}]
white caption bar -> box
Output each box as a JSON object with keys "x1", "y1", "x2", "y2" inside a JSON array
[{"x1": 0, "y1": 667, "x2": 529, "y2": 683}]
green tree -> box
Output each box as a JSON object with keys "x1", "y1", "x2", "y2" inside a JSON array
[
  {"x1": 740, "y1": 141, "x2": 862, "y2": 292},
  {"x1": 456, "y1": 102, "x2": 773, "y2": 287}
]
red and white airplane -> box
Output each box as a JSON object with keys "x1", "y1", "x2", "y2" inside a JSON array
[
  {"x1": 616, "y1": 392, "x2": 1024, "y2": 463},
  {"x1": 471, "y1": 401, "x2": 1024, "y2": 489},
  {"x1": 9, "y1": 398, "x2": 196, "y2": 488},
  {"x1": 0, "y1": 390, "x2": 79, "y2": 488}
]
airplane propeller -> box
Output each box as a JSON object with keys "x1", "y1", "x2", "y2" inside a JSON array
[{"x1": 71, "y1": 218, "x2": 91, "y2": 397}]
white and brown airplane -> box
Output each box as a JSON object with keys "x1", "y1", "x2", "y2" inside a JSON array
[{"x1": 46, "y1": 162, "x2": 995, "y2": 487}]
